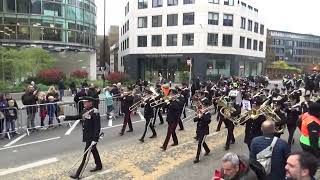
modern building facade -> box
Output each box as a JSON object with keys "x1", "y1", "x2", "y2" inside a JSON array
[
  {"x1": 119, "y1": 0, "x2": 266, "y2": 82},
  {"x1": 0, "y1": 0, "x2": 97, "y2": 79},
  {"x1": 267, "y1": 29, "x2": 320, "y2": 71}
]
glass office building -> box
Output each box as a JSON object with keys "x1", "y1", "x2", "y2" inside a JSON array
[{"x1": 0, "y1": 0, "x2": 96, "y2": 49}]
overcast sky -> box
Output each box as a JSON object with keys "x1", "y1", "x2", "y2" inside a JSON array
[{"x1": 96, "y1": 0, "x2": 320, "y2": 36}]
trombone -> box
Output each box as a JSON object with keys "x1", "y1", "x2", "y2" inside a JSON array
[
  {"x1": 150, "y1": 94, "x2": 179, "y2": 108},
  {"x1": 129, "y1": 86, "x2": 158, "y2": 111}
]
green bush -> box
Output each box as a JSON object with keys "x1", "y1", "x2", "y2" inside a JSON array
[{"x1": 36, "y1": 83, "x2": 51, "y2": 92}]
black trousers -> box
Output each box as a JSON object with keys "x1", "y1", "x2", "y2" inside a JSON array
[
  {"x1": 178, "y1": 118, "x2": 184, "y2": 130},
  {"x1": 75, "y1": 142, "x2": 102, "y2": 177},
  {"x1": 216, "y1": 113, "x2": 224, "y2": 131},
  {"x1": 287, "y1": 125, "x2": 296, "y2": 147},
  {"x1": 153, "y1": 108, "x2": 164, "y2": 125},
  {"x1": 0, "y1": 119, "x2": 4, "y2": 134},
  {"x1": 225, "y1": 124, "x2": 235, "y2": 148},
  {"x1": 121, "y1": 113, "x2": 133, "y2": 133},
  {"x1": 141, "y1": 117, "x2": 156, "y2": 140},
  {"x1": 162, "y1": 122, "x2": 178, "y2": 148},
  {"x1": 195, "y1": 134, "x2": 210, "y2": 160},
  {"x1": 183, "y1": 104, "x2": 187, "y2": 119}
]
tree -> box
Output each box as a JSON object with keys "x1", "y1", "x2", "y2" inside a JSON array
[{"x1": 0, "y1": 48, "x2": 54, "y2": 83}]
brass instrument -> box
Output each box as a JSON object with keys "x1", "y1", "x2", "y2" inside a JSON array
[
  {"x1": 150, "y1": 94, "x2": 180, "y2": 108},
  {"x1": 233, "y1": 100, "x2": 269, "y2": 126},
  {"x1": 219, "y1": 96, "x2": 237, "y2": 122},
  {"x1": 262, "y1": 105, "x2": 286, "y2": 134},
  {"x1": 129, "y1": 87, "x2": 157, "y2": 111}
]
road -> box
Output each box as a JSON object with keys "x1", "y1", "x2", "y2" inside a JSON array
[{"x1": 0, "y1": 80, "x2": 315, "y2": 180}]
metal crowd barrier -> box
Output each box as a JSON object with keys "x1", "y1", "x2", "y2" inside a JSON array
[{"x1": 19, "y1": 101, "x2": 78, "y2": 135}]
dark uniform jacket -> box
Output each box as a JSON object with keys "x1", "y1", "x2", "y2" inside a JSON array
[
  {"x1": 301, "y1": 101, "x2": 312, "y2": 113},
  {"x1": 244, "y1": 115, "x2": 266, "y2": 144},
  {"x1": 141, "y1": 98, "x2": 154, "y2": 119},
  {"x1": 166, "y1": 99, "x2": 183, "y2": 124},
  {"x1": 193, "y1": 112, "x2": 211, "y2": 136},
  {"x1": 121, "y1": 95, "x2": 134, "y2": 114},
  {"x1": 285, "y1": 105, "x2": 301, "y2": 127},
  {"x1": 65, "y1": 108, "x2": 101, "y2": 142}
]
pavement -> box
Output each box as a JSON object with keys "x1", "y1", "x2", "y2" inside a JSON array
[{"x1": 0, "y1": 80, "x2": 318, "y2": 180}]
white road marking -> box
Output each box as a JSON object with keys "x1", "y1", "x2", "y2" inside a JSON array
[
  {"x1": 0, "y1": 137, "x2": 61, "y2": 151},
  {"x1": 101, "y1": 120, "x2": 145, "y2": 130},
  {"x1": 3, "y1": 133, "x2": 27, "y2": 147},
  {"x1": 82, "y1": 169, "x2": 112, "y2": 180},
  {"x1": 0, "y1": 157, "x2": 58, "y2": 176},
  {"x1": 65, "y1": 120, "x2": 80, "y2": 135}
]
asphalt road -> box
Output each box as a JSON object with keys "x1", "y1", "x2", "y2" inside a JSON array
[{"x1": 0, "y1": 80, "x2": 315, "y2": 180}]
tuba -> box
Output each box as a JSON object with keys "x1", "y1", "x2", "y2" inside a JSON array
[{"x1": 219, "y1": 97, "x2": 237, "y2": 121}]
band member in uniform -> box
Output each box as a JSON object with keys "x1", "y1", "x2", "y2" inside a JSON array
[
  {"x1": 59, "y1": 96, "x2": 102, "y2": 179},
  {"x1": 161, "y1": 89, "x2": 183, "y2": 151},
  {"x1": 243, "y1": 96, "x2": 266, "y2": 150},
  {"x1": 193, "y1": 100, "x2": 211, "y2": 163},
  {"x1": 301, "y1": 92, "x2": 313, "y2": 113},
  {"x1": 176, "y1": 87, "x2": 186, "y2": 131},
  {"x1": 181, "y1": 83, "x2": 190, "y2": 119},
  {"x1": 119, "y1": 88, "x2": 134, "y2": 136},
  {"x1": 285, "y1": 91, "x2": 302, "y2": 148},
  {"x1": 139, "y1": 89, "x2": 157, "y2": 142},
  {"x1": 272, "y1": 97, "x2": 287, "y2": 138},
  {"x1": 153, "y1": 84, "x2": 164, "y2": 125},
  {"x1": 223, "y1": 95, "x2": 241, "y2": 150}
]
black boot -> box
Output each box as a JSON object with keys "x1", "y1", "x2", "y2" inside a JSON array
[{"x1": 90, "y1": 166, "x2": 102, "y2": 172}]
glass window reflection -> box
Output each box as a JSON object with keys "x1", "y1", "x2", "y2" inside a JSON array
[
  {"x1": 43, "y1": 2, "x2": 63, "y2": 17},
  {"x1": 3, "y1": 0, "x2": 15, "y2": 13},
  {"x1": 17, "y1": 0, "x2": 30, "y2": 13},
  {"x1": 17, "y1": 26, "x2": 30, "y2": 40},
  {"x1": 31, "y1": 0, "x2": 42, "y2": 14}
]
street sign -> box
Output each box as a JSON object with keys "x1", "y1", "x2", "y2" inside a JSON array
[{"x1": 240, "y1": 65, "x2": 244, "y2": 69}]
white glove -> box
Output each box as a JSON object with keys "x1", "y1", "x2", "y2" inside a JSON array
[
  {"x1": 91, "y1": 141, "x2": 97, "y2": 146},
  {"x1": 58, "y1": 115, "x2": 66, "y2": 121}
]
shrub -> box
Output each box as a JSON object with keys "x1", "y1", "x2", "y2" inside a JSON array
[
  {"x1": 70, "y1": 70, "x2": 88, "y2": 79},
  {"x1": 106, "y1": 72, "x2": 129, "y2": 84},
  {"x1": 36, "y1": 69, "x2": 65, "y2": 85}
]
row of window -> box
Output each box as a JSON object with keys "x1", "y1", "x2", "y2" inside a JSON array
[
  {"x1": 240, "y1": 1, "x2": 258, "y2": 13},
  {"x1": 135, "y1": 33, "x2": 264, "y2": 51},
  {"x1": 0, "y1": 25, "x2": 95, "y2": 46},
  {"x1": 240, "y1": 17, "x2": 264, "y2": 35},
  {"x1": 271, "y1": 39, "x2": 320, "y2": 49},
  {"x1": 0, "y1": 0, "x2": 96, "y2": 16},
  {"x1": 121, "y1": 20, "x2": 129, "y2": 36},
  {"x1": 272, "y1": 47, "x2": 320, "y2": 56},
  {"x1": 136, "y1": 13, "x2": 264, "y2": 34},
  {"x1": 136, "y1": 0, "x2": 234, "y2": 10},
  {"x1": 239, "y1": 36, "x2": 264, "y2": 51},
  {"x1": 121, "y1": 38, "x2": 129, "y2": 51}
]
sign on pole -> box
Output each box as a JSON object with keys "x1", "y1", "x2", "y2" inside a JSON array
[{"x1": 187, "y1": 59, "x2": 192, "y2": 66}]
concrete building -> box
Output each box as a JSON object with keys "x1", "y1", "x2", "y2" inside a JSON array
[
  {"x1": 119, "y1": 0, "x2": 266, "y2": 82},
  {"x1": 266, "y1": 29, "x2": 320, "y2": 71},
  {"x1": 0, "y1": 0, "x2": 97, "y2": 79}
]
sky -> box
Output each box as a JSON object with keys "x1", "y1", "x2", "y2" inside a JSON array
[{"x1": 95, "y1": 0, "x2": 320, "y2": 36}]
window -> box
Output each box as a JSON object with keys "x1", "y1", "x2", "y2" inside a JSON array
[
  {"x1": 138, "y1": 17, "x2": 147, "y2": 28},
  {"x1": 4, "y1": 0, "x2": 15, "y2": 13},
  {"x1": 222, "y1": 34, "x2": 232, "y2": 47},
  {"x1": 182, "y1": 33, "x2": 194, "y2": 46},
  {"x1": 207, "y1": 33, "x2": 218, "y2": 46},
  {"x1": 184, "y1": 0, "x2": 195, "y2": 4},
  {"x1": 138, "y1": 36, "x2": 147, "y2": 47},
  {"x1": 208, "y1": 12, "x2": 219, "y2": 25},
  {"x1": 254, "y1": 8, "x2": 258, "y2": 13},
  {"x1": 254, "y1": 22, "x2": 259, "y2": 33},
  {"x1": 260, "y1": 24, "x2": 264, "y2": 35},
  {"x1": 167, "y1": 14, "x2": 178, "y2": 26},
  {"x1": 247, "y1": 38, "x2": 252, "y2": 49},
  {"x1": 248, "y1": 20, "x2": 252, "y2": 31},
  {"x1": 167, "y1": 34, "x2": 177, "y2": 46},
  {"x1": 248, "y1": 5, "x2": 253, "y2": 10},
  {"x1": 240, "y1": 17, "x2": 246, "y2": 29},
  {"x1": 17, "y1": 0, "x2": 30, "y2": 13},
  {"x1": 241, "y1": 2, "x2": 246, "y2": 7},
  {"x1": 223, "y1": 14, "x2": 233, "y2": 26},
  {"x1": 224, "y1": 0, "x2": 234, "y2": 6},
  {"x1": 168, "y1": 0, "x2": 178, "y2": 6},
  {"x1": 153, "y1": 0, "x2": 163, "y2": 7},
  {"x1": 138, "y1": 0, "x2": 148, "y2": 9},
  {"x1": 209, "y1": 0, "x2": 219, "y2": 4},
  {"x1": 253, "y1": 40, "x2": 258, "y2": 50},
  {"x1": 30, "y1": 0, "x2": 41, "y2": 14},
  {"x1": 152, "y1": 15, "x2": 162, "y2": 27},
  {"x1": 152, "y1": 35, "x2": 162, "y2": 46},
  {"x1": 43, "y1": 2, "x2": 63, "y2": 16},
  {"x1": 125, "y1": 2, "x2": 129, "y2": 15},
  {"x1": 183, "y1": 12, "x2": 194, "y2": 25},
  {"x1": 240, "y1": 36, "x2": 245, "y2": 48},
  {"x1": 259, "y1": 41, "x2": 263, "y2": 51}
]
